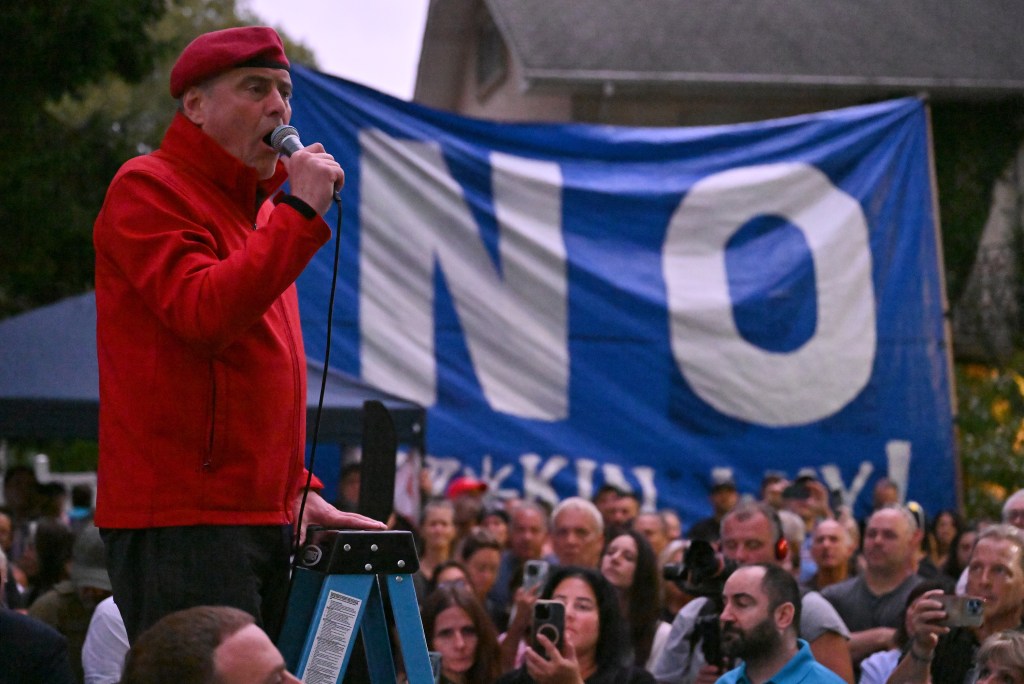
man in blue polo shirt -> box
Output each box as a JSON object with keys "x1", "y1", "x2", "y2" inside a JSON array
[{"x1": 717, "y1": 564, "x2": 846, "y2": 684}]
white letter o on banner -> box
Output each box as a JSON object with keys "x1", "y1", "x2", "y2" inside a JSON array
[{"x1": 663, "y1": 162, "x2": 876, "y2": 426}]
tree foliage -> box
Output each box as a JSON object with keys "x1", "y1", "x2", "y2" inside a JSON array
[
  {"x1": 0, "y1": 0, "x2": 166, "y2": 316},
  {"x1": 957, "y1": 355, "x2": 1024, "y2": 521},
  {"x1": 3, "y1": 0, "x2": 167, "y2": 117},
  {"x1": 0, "y1": 0, "x2": 315, "y2": 317}
]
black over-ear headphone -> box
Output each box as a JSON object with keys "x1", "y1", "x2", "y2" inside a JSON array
[{"x1": 766, "y1": 507, "x2": 789, "y2": 561}]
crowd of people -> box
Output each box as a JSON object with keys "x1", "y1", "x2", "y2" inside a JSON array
[
  {"x1": 5, "y1": 463, "x2": 1024, "y2": 684},
  {"x1": 399, "y1": 471, "x2": 1024, "y2": 684},
  {"x1": 3, "y1": 21, "x2": 1023, "y2": 684}
]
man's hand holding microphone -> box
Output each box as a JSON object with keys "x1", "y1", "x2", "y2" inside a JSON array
[{"x1": 269, "y1": 125, "x2": 344, "y2": 216}]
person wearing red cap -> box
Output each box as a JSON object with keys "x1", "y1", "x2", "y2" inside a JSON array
[
  {"x1": 92, "y1": 26, "x2": 384, "y2": 643},
  {"x1": 446, "y1": 476, "x2": 488, "y2": 500},
  {"x1": 447, "y1": 476, "x2": 489, "y2": 543}
]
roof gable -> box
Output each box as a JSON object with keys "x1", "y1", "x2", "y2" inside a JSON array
[{"x1": 485, "y1": 0, "x2": 1024, "y2": 95}]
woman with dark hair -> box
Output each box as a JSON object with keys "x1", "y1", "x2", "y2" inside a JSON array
[
  {"x1": 496, "y1": 566, "x2": 655, "y2": 684},
  {"x1": 942, "y1": 523, "x2": 977, "y2": 581},
  {"x1": 421, "y1": 582, "x2": 501, "y2": 684},
  {"x1": 425, "y1": 559, "x2": 472, "y2": 597},
  {"x1": 927, "y1": 510, "x2": 962, "y2": 571},
  {"x1": 459, "y1": 528, "x2": 509, "y2": 630},
  {"x1": 23, "y1": 517, "x2": 74, "y2": 607},
  {"x1": 599, "y1": 530, "x2": 671, "y2": 669}
]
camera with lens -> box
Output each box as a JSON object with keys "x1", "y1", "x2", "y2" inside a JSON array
[
  {"x1": 663, "y1": 539, "x2": 737, "y2": 597},
  {"x1": 662, "y1": 539, "x2": 737, "y2": 670}
]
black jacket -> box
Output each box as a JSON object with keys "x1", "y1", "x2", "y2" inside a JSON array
[{"x1": 0, "y1": 608, "x2": 75, "y2": 684}]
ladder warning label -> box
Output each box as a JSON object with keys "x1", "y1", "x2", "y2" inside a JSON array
[{"x1": 302, "y1": 590, "x2": 363, "y2": 684}]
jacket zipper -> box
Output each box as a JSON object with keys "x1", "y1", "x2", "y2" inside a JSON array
[
  {"x1": 279, "y1": 299, "x2": 303, "y2": 509},
  {"x1": 204, "y1": 363, "x2": 216, "y2": 471}
]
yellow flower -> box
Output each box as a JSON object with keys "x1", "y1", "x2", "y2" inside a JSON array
[
  {"x1": 981, "y1": 482, "x2": 1008, "y2": 502},
  {"x1": 992, "y1": 398, "x2": 1011, "y2": 423}
]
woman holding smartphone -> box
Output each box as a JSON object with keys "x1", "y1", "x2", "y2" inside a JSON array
[{"x1": 496, "y1": 566, "x2": 655, "y2": 684}]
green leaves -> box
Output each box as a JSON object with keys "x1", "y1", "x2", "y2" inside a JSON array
[
  {"x1": 958, "y1": 357, "x2": 1024, "y2": 520},
  {"x1": 0, "y1": 0, "x2": 317, "y2": 318}
]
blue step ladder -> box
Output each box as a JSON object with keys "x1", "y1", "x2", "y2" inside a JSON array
[{"x1": 277, "y1": 528, "x2": 436, "y2": 683}]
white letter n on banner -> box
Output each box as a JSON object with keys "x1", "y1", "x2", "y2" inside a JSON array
[{"x1": 358, "y1": 130, "x2": 569, "y2": 420}]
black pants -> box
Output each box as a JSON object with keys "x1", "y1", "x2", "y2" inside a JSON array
[{"x1": 100, "y1": 525, "x2": 292, "y2": 643}]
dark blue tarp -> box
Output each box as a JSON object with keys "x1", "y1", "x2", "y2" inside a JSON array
[{"x1": 0, "y1": 292, "x2": 425, "y2": 447}]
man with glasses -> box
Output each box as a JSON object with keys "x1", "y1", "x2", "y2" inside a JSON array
[
  {"x1": 953, "y1": 490, "x2": 1024, "y2": 595},
  {"x1": 1002, "y1": 491, "x2": 1024, "y2": 528}
]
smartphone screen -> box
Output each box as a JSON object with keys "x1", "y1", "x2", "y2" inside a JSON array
[
  {"x1": 937, "y1": 594, "x2": 985, "y2": 627},
  {"x1": 523, "y1": 559, "x2": 550, "y2": 593},
  {"x1": 532, "y1": 599, "x2": 565, "y2": 657}
]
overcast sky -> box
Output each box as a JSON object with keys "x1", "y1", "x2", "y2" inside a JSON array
[{"x1": 244, "y1": 0, "x2": 429, "y2": 99}]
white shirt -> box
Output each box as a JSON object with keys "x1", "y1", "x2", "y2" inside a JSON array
[
  {"x1": 858, "y1": 648, "x2": 900, "y2": 684},
  {"x1": 646, "y1": 621, "x2": 674, "y2": 672},
  {"x1": 82, "y1": 596, "x2": 129, "y2": 684}
]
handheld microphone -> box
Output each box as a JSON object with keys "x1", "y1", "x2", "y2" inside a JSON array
[
  {"x1": 268, "y1": 125, "x2": 304, "y2": 156},
  {"x1": 267, "y1": 125, "x2": 341, "y2": 202}
]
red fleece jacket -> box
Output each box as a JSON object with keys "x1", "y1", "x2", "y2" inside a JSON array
[{"x1": 93, "y1": 112, "x2": 329, "y2": 528}]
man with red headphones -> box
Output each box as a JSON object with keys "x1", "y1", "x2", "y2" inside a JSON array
[{"x1": 650, "y1": 501, "x2": 854, "y2": 684}]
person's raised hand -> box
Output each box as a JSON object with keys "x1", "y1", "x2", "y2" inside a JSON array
[
  {"x1": 695, "y1": 663, "x2": 723, "y2": 684},
  {"x1": 905, "y1": 589, "x2": 949, "y2": 656},
  {"x1": 292, "y1": 489, "x2": 386, "y2": 543},
  {"x1": 281, "y1": 142, "x2": 344, "y2": 216},
  {"x1": 523, "y1": 632, "x2": 584, "y2": 684}
]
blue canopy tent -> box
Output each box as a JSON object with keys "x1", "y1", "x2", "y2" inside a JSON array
[{"x1": 0, "y1": 292, "x2": 425, "y2": 493}]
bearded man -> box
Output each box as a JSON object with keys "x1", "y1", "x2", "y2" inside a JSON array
[{"x1": 717, "y1": 564, "x2": 847, "y2": 684}]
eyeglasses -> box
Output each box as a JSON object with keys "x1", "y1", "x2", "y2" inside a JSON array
[{"x1": 1005, "y1": 508, "x2": 1024, "y2": 522}]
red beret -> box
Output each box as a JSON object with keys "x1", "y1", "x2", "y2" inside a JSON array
[
  {"x1": 445, "y1": 476, "x2": 488, "y2": 499},
  {"x1": 170, "y1": 26, "x2": 289, "y2": 98}
]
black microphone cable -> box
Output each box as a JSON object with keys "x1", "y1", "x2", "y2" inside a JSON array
[
  {"x1": 291, "y1": 191, "x2": 343, "y2": 563},
  {"x1": 274, "y1": 189, "x2": 342, "y2": 643},
  {"x1": 263, "y1": 126, "x2": 349, "y2": 638}
]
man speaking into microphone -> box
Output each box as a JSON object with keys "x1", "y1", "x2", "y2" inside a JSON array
[{"x1": 92, "y1": 26, "x2": 384, "y2": 644}]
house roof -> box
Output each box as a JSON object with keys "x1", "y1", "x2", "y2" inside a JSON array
[{"x1": 481, "y1": 0, "x2": 1024, "y2": 97}]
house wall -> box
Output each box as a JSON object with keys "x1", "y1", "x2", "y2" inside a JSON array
[
  {"x1": 447, "y1": 25, "x2": 881, "y2": 127},
  {"x1": 572, "y1": 90, "x2": 879, "y2": 127},
  {"x1": 454, "y1": 31, "x2": 572, "y2": 122}
]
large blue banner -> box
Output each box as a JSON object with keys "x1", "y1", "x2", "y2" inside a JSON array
[{"x1": 289, "y1": 64, "x2": 955, "y2": 522}]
